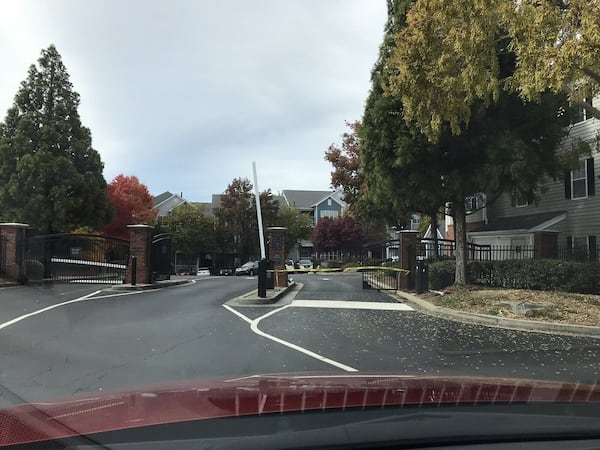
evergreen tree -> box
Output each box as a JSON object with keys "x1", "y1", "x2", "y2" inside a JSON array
[{"x1": 0, "y1": 45, "x2": 112, "y2": 233}]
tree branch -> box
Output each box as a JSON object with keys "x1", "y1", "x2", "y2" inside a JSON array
[
  {"x1": 582, "y1": 67, "x2": 600, "y2": 85},
  {"x1": 571, "y1": 99, "x2": 600, "y2": 121}
]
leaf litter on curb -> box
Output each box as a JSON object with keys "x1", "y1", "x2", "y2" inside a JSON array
[{"x1": 426, "y1": 287, "x2": 600, "y2": 327}]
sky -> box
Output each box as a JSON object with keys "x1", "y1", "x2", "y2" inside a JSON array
[{"x1": 0, "y1": 0, "x2": 387, "y2": 202}]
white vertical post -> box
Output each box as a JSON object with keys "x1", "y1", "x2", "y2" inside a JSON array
[{"x1": 252, "y1": 162, "x2": 266, "y2": 259}]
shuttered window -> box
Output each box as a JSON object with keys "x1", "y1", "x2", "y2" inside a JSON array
[
  {"x1": 565, "y1": 158, "x2": 595, "y2": 199},
  {"x1": 567, "y1": 235, "x2": 597, "y2": 260}
]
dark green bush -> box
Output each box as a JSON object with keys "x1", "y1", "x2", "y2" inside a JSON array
[
  {"x1": 429, "y1": 260, "x2": 456, "y2": 289},
  {"x1": 428, "y1": 258, "x2": 600, "y2": 294}
]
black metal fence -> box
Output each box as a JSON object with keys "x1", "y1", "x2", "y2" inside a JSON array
[
  {"x1": 361, "y1": 238, "x2": 600, "y2": 266},
  {"x1": 361, "y1": 268, "x2": 400, "y2": 291},
  {"x1": 419, "y1": 240, "x2": 600, "y2": 263},
  {"x1": 26, "y1": 233, "x2": 129, "y2": 284},
  {"x1": 150, "y1": 233, "x2": 171, "y2": 282},
  {"x1": 414, "y1": 238, "x2": 507, "y2": 262},
  {"x1": 418, "y1": 240, "x2": 538, "y2": 262},
  {"x1": 556, "y1": 245, "x2": 600, "y2": 262}
]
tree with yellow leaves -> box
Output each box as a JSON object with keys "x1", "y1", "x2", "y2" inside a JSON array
[{"x1": 388, "y1": 0, "x2": 600, "y2": 140}]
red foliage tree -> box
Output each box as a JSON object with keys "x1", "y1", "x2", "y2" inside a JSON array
[
  {"x1": 324, "y1": 121, "x2": 362, "y2": 210},
  {"x1": 312, "y1": 215, "x2": 364, "y2": 256},
  {"x1": 103, "y1": 174, "x2": 157, "y2": 239}
]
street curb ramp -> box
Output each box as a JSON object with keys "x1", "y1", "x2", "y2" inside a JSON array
[{"x1": 237, "y1": 282, "x2": 297, "y2": 305}]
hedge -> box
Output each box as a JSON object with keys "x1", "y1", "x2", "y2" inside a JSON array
[{"x1": 428, "y1": 259, "x2": 600, "y2": 294}]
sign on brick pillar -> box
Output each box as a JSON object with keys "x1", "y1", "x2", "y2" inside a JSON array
[
  {"x1": 399, "y1": 231, "x2": 418, "y2": 290},
  {"x1": 126, "y1": 225, "x2": 153, "y2": 285},
  {"x1": 0, "y1": 223, "x2": 29, "y2": 283},
  {"x1": 267, "y1": 227, "x2": 287, "y2": 288}
]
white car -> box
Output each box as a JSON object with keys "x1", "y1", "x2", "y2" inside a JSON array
[
  {"x1": 297, "y1": 259, "x2": 313, "y2": 270},
  {"x1": 197, "y1": 267, "x2": 211, "y2": 276}
]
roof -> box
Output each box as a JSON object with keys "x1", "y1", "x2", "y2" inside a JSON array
[
  {"x1": 471, "y1": 211, "x2": 566, "y2": 232},
  {"x1": 153, "y1": 191, "x2": 174, "y2": 207},
  {"x1": 281, "y1": 190, "x2": 333, "y2": 211},
  {"x1": 311, "y1": 190, "x2": 346, "y2": 208}
]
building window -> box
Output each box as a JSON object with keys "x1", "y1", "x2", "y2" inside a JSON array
[
  {"x1": 565, "y1": 158, "x2": 595, "y2": 200},
  {"x1": 571, "y1": 97, "x2": 593, "y2": 124},
  {"x1": 410, "y1": 215, "x2": 420, "y2": 231},
  {"x1": 465, "y1": 196, "x2": 477, "y2": 213},
  {"x1": 567, "y1": 236, "x2": 597, "y2": 260},
  {"x1": 327, "y1": 198, "x2": 332, "y2": 206},
  {"x1": 511, "y1": 192, "x2": 529, "y2": 208},
  {"x1": 572, "y1": 160, "x2": 588, "y2": 199},
  {"x1": 319, "y1": 210, "x2": 339, "y2": 219}
]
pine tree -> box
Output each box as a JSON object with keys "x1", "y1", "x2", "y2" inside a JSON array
[{"x1": 0, "y1": 45, "x2": 113, "y2": 233}]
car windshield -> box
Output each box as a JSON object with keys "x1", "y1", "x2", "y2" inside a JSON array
[{"x1": 2, "y1": 0, "x2": 600, "y2": 448}]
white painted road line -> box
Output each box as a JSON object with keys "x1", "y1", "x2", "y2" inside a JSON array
[
  {"x1": 291, "y1": 300, "x2": 414, "y2": 311},
  {"x1": 0, "y1": 290, "x2": 145, "y2": 331},
  {"x1": 223, "y1": 304, "x2": 253, "y2": 324},
  {"x1": 0, "y1": 290, "x2": 102, "y2": 331},
  {"x1": 223, "y1": 304, "x2": 358, "y2": 373}
]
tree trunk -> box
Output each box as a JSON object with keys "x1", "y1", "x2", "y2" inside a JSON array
[
  {"x1": 454, "y1": 199, "x2": 468, "y2": 285},
  {"x1": 430, "y1": 212, "x2": 439, "y2": 260}
]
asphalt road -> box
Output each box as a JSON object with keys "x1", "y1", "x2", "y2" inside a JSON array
[
  {"x1": 0, "y1": 273, "x2": 599, "y2": 408},
  {"x1": 258, "y1": 274, "x2": 600, "y2": 382},
  {"x1": 0, "y1": 276, "x2": 328, "y2": 407}
]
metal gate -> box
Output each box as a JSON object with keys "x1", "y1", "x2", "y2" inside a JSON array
[
  {"x1": 26, "y1": 233, "x2": 129, "y2": 284},
  {"x1": 361, "y1": 267, "x2": 401, "y2": 291},
  {"x1": 150, "y1": 233, "x2": 172, "y2": 282}
]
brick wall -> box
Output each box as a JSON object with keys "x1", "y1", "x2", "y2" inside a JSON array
[
  {"x1": 0, "y1": 223, "x2": 29, "y2": 283},
  {"x1": 126, "y1": 225, "x2": 152, "y2": 284},
  {"x1": 267, "y1": 227, "x2": 287, "y2": 287}
]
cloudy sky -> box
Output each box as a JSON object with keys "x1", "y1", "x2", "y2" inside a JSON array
[{"x1": 0, "y1": 1, "x2": 387, "y2": 202}]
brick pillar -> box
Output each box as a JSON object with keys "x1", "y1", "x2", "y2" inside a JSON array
[
  {"x1": 0, "y1": 223, "x2": 29, "y2": 283},
  {"x1": 399, "y1": 230, "x2": 418, "y2": 290},
  {"x1": 534, "y1": 231, "x2": 558, "y2": 259},
  {"x1": 267, "y1": 227, "x2": 287, "y2": 287},
  {"x1": 126, "y1": 225, "x2": 153, "y2": 285}
]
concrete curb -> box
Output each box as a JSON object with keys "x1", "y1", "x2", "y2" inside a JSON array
[
  {"x1": 394, "y1": 290, "x2": 600, "y2": 339},
  {"x1": 110, "y1": 279, "x2": 192, "y2": 291},
  {"x1": 236, "y1": 282, "x2": 297, "y2": 305}
]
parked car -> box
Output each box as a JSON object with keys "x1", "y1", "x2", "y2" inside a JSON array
[
  {"x1": 296, "y1": 259, "x2": 313, "y2": 270},
  {"x1": 218, "y1": 267, "x2": 232, "y2": 276},
  {"x1": 196, "y1": 267, "x2": 211, "y2": 276},
  {"x1": 235, "y1": 261, "x2": 259, "y2": 276},
  {"x1": 285, "y1": 259, "x2": 295, "y2": 271}
]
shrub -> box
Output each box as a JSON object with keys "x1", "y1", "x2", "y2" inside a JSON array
[
  {"x1": 429, "y1": 260, "x2": 456, "y2": 289},
  {"x1": 429, "y1": 258, "x2": 600, "y2": 294}
]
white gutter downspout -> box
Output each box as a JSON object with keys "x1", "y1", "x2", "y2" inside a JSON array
[{"x1": 482, "y1": 193, "x2": 488, "y2": 224}]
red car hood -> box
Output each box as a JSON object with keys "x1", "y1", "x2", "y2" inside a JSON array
[{"x1": 1, "y1": 373, "x2": 600, "y2": 446}]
